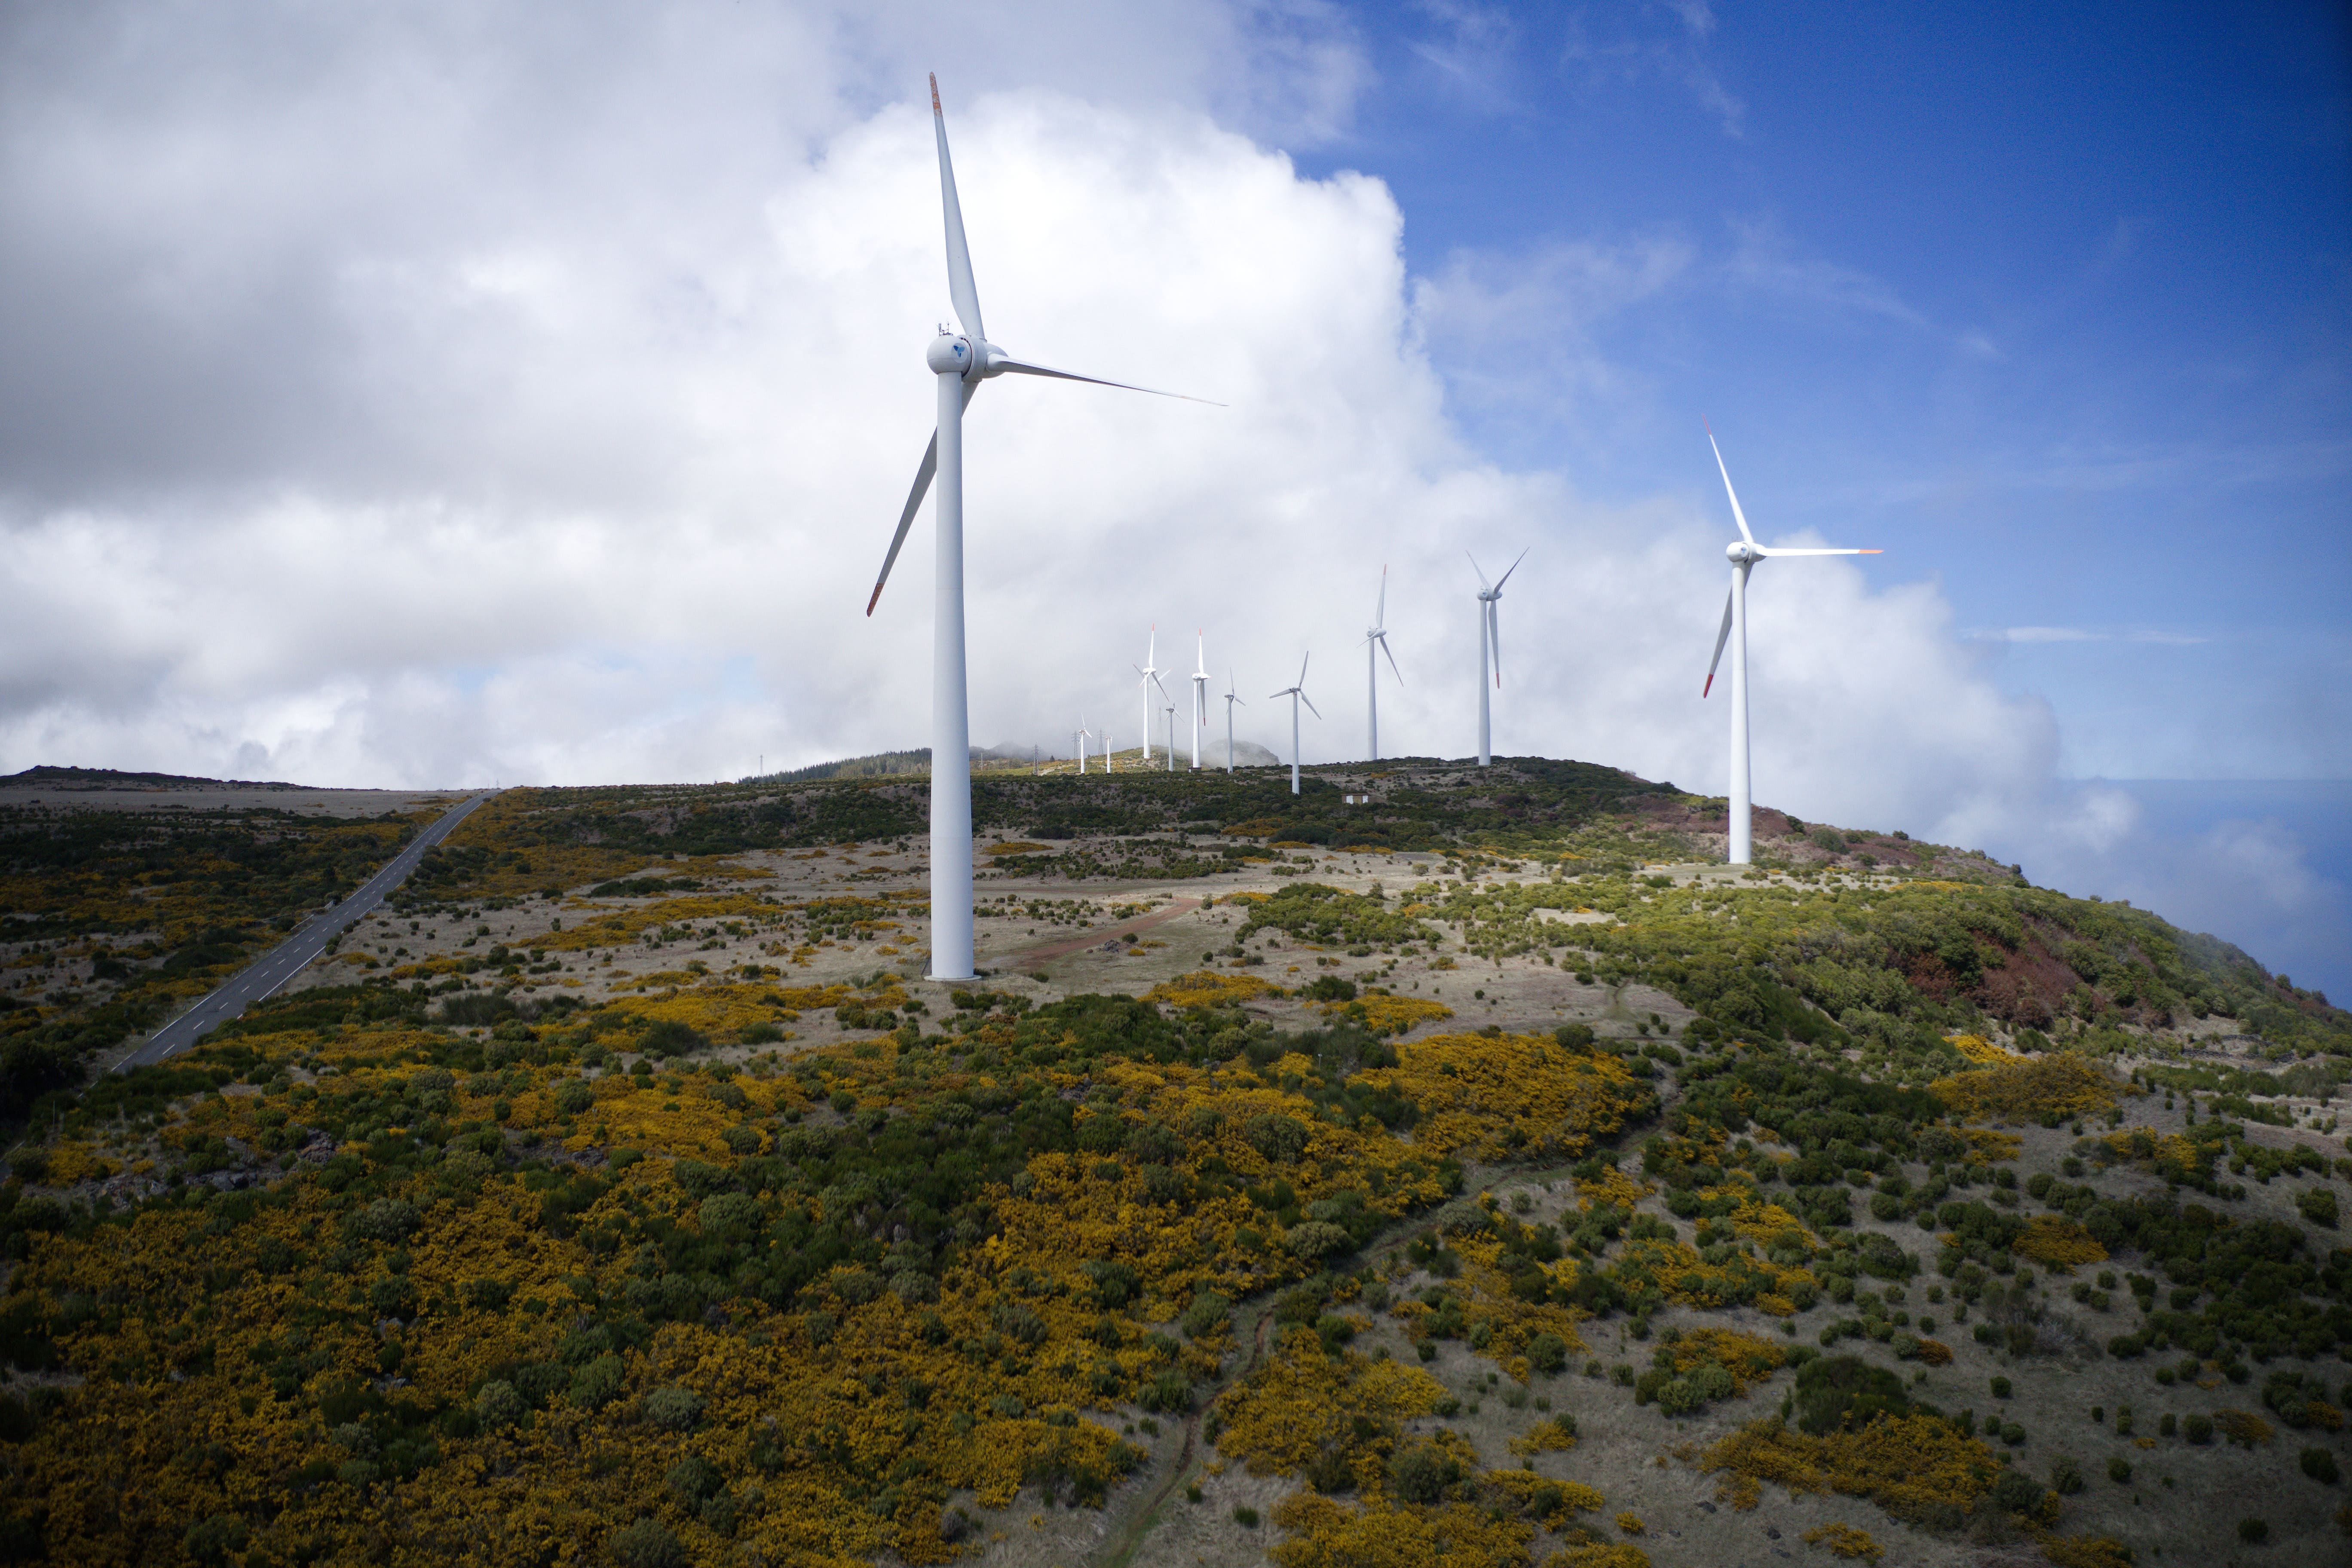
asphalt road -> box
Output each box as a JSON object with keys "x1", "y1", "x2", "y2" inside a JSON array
[{"x1": 115, "y1": 790, "x2": 496, "y2": 1072}]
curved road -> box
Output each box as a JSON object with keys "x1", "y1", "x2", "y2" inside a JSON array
[{"x1": 115, "y1": 790, "x2": 497, "y2": 1072}]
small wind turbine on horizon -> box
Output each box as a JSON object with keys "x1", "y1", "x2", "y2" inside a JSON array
[
  {"x1": 1161, "y1": 686, "x2": 1177, "y2": 774},
  {"x1": 1468, "y1": 549, "x2": 1525, "y2": 767},
  {"x1": 1700, "y1": 426, "x2": 1883, "y2": 866},
  {"x1": 1074, "y1": 716, "x2": 1093, "y2": 775},
  {"x1": 1271, "y1": 653, "x2": 1320, "y2": 795},
  {"x1": 1189, "y1": 631, "x2": 1210, "y2": 771},
  {"x1": 1363, "y1": 565, "x2": 1402, "y2": 761},
  {"x1": 862, "y1": 76, "x2": 1213, "y2": 982},
  {"x1": 1222, "y1": 669, "x2": 1244, "y2": 773}
]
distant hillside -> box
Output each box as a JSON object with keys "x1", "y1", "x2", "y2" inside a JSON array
[
  {"x1": 1, "y1": 764, "x2": 307, "y2": 790},
  {"x1": 742, "y1": 746, "x2": 1043, "y2": 784}
]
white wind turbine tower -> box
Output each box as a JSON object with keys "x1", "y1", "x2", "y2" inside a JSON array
[
  {"x1": 1363, "y1": 565, "x2": 1402, "y2": 760},
  {"x1": 1073, "y1": 716, "x2": 1092, "y2": 775},
  {"x1": 1701, "y1": 427, "x2": 1883, "y2": 865},
  {"x1": 1468, "y1": 550, "x2": 1525, "y2": 766},
  {"x1": 1271, "y1": 654, "x2": 1321, "y2": 795},
  {"x1": 1135, "y1": 628, "x2": 1162, "y2": 764},
  {"x1": 863, "y1": 76, "x2": 1212, "y2": 982},
  {"x1": 1222, "y1": 670, "x2": 1245, "y2": 773},
  {"x1": 1189, "y1": 631, "x2": 1210, "y2": 770},
  {"x1": 1156, "y1": 674, "x2": 1178, "y2": 774}
]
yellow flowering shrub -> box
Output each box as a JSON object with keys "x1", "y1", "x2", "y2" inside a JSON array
[
  {"x1": 1700, "y1": 1414, "x2": 2000, "y2": 1521},
  {"x1": 1958, "y1": 1128, "x2": 2023, "y2": 1165},
  {"x1": 2213, "y1": 1409, "x2": 2274, "y2": 1447},
  {"x1": 1213, "y1": 1329, "x2": 1446, "y2": 1479},
  {"x1": 1271, "y1": 1494, "x2": 1533, "y2": 1568},
  {"x1": 1946, "y1": 1034, "x2": 2017, "y2": 1064},
  {"x1": 1326, "y1": 993, "x2": 1455, "y2": 1036},
  {"x1": 1930, "y1": 1055, "x2": 2121, "y2": 1123},
  {"x1": 2037, "y1": 1534, "x2": 2137, "y2": 1568},
  {"x1": 2013, "y1": 1216, "x2": 2108, "y2": 1268},
  {"x1": 1664, "y1": 1327, "x2": 1786, "y2": 1393},
  {"x1": 1609, "y1": 1235, "x2": 1816, "y2": 1318},
  {"x1": 1614, "y1": 1510, "x2": 1644, "y2": 1534},
  {"x1": 1144, "y1": 971, "x2": 1282, "y2": 1008},
  {"x1": 1549, "y1": 1545, "x2": 1651, "y2": 1568},
  {"x1": 1359, "y1": 1032, "x2": 1643, "y2": 1162},
  {"x1": 1802, "y1": 1522, "x2": 1883, "y2": 1561},
  {"x1": 1577, "y1": 1165, "x2": 1650, "y2": 1213}
]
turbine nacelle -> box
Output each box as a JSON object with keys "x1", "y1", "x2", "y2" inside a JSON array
[
  {"x1": 1726, "y1": 539, "x2": 1764, "y2": 566},
  {"x1": 925, "y1": 333, "x2": 974, "y2": 376}
]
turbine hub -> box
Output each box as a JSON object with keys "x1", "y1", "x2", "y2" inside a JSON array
[
  {"x1": 1726, "y1": 539, "x2": 1763, "y2": 564},
  {"x1": 925, "y1": 334, "x2": 973, "y2": 376}
]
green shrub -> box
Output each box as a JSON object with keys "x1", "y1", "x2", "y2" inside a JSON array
[
  {"x1": 2107, "y1": 1455, "x2": 2131, "y2": 1484},
  {"x1": 182, "y1": 1514, "x2": 250, "y2": 1567},
  {"x1": 1232, "y1": 1504, "x2": 1260, "y2": 1528},
  {"x1": 2297, "y1": 1186, "x2": 2339, "y2": 1228},
  {"x1": 2050, "y1": 1455, "x2": 2084, "y2": 1494},
  {"x1": 2185, "y1": 1413, "x2": 2214, "y2": 1445},
  {"x1": 1526, "y1": 1332, "x2": 1568, "y2": 1375},
  {"x1": 639, "y1": 1386, "x2": 703, "y2": 1432},
  {"x1": 1389, "y1": 1441, "x2": 1461, "y2": 1504},
  {"x1": 608, "y1": 1517, "x2": 687, "y2": 1568},
  {"x1": 1991, "y1": 1468, "x2": 2047, "y2": 1514},
  {"x1": 2238, "y1": 1518, "x2": 2268, "y2": 1544},
  {"x1": 1794, "y1": 1356, "x2": 1910, "y2": 1436},
  {"x1": 2303, "y1": 1446, "x2": 2341, "y2": 1484}
]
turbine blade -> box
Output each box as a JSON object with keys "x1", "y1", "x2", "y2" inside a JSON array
[
  {"x1": 1757, "y1": 546, "x2": 1884, "y2": 557},
  {"x1": 1466, "y1": 549, "x2": 1491, "y2": 591},
  {"x1": 1488, "y1": 600, "x2": 1504, "y2": 687},
  {"x1": 1703, "y1": 585, "x2": 1733, "y2": 697},
  {"x1": 868, "y1": 428, "x2": 937, "y2": 615},
  {"x1": 1298, "y1": 650, "x2": 1311, "y2": 686},
  {"x1": 1494, "y1": 547, "x2": 1528, "y2": 592},
  {"x1": 1380, "y1": 631, "x2": 1403, "y2": 684},
  {"x1": 931, "y1": 74, "x2": 984, "y2": 344},
  {"x1": 991, "y1": 357, "x2": 1222, "y2": 405},
  {"x1": 867, "y1": 379, "x2": 979, "y2": 615},
  {"x1": 1705, "y1": 426, "x2": 1756, "y2": 546},
  {"x1": 1376, "y1": 564, "x2": 1388, "y2": 628},
  {"x1": 1300, "y1": 692, "x2": 1322, "y2": 720}
]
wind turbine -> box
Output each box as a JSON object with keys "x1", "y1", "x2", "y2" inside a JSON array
[
  {"x1": 1221, "y1": 669, "x2": 1245, "y2": 773},
  {"x1": 1135, "y1": 628, "x2": 1162, "y2": 764},
  {"x1": 1271, "y1": 653, "x2": 1320, "y2": 795},
  {"x1": 1468, "y1": 549, "x2": 1525, "y2": 766},
  {"x1": 863, "y1": 76, "x2": 1211, "y2": 982},
  {"x1": 1189, "y1": 631, "x2": 1210, "y2": 770},
  {"x1": 1074, "y1": 716, "x2": 1092, "y2": 775},
  {"x1": 1363, "y1": 565, "x2": 1403, "y2": 761},
  {"x1": 1152, "y1": 671, "x2": 1177, "y2": 774},
  {"x1": 1701, "y1": 427, "x2": 1882, "y2": 865}
]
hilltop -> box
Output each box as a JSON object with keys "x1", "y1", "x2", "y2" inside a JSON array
[{"x1": 0, "y1": 756, "x2": 2346, "y2": 1565}]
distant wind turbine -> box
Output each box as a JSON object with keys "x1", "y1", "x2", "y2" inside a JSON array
[
  {"x1": 1468, "y1": 549, "x2": 1525, "y2": 766},
  {"x1": 1363, "y1": 565, "x2": 1402, "y2": 761},
  {"x1": 1189, "y1": 631, "x2": 1210, "y2": 771},
  {"x1": 1135, "y1": 627, "x2": 1162, "y2": 764},
  {"x1": 1701, "y1": 426, "x2": 1883, "y2": 865},
  {"x1": 1074, "y1": 716, "x2": 1092, "y2": 775},
  {"x1": 861, "y1": 77, "x2": 1213, "y2": 981},
  {"x1": 1271, "y1": 653, "x2": 1320, "y2": 796},
  {"x1": 1222, "y1": 669, "x2": 1245, "y2": 773}
]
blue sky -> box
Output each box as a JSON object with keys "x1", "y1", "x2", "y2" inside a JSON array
[{"x1": 1315, "y1": 0, "x2": 2352, "y2": 781}]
